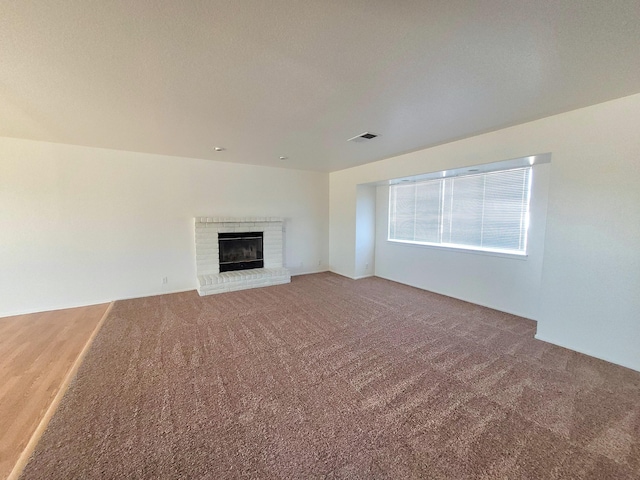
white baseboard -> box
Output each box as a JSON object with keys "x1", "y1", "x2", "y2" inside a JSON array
[
  {"x1": 534, "y1": 334, "x2": 640, "y2": 373},
  {"x1": 352, "y1": 274, "x2": 375, "y2": 280},
  {"x1": 116, "y1": 287, "x2": 195, "y2": 302},
  {"x1": 291, "y1": 268, "x2": 330, "y2": 276},
  {"x1": 326, "y1": 270, "x2": 375, "y2": 280},
  {"x1": 0, "y1": 287, "x2": 198, "y2": 318},
  {"x1": 374, "y1": 273, "x2": 536, "y2": 321},
  {"x1": 327, "y1": 269, "x2": 352, "y2": 279},
  {"x1": 0, "y1": 300, "x2": 116, "y2": 319}
]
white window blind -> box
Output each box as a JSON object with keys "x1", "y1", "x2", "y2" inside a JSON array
[{"x1": 389, "y1": 167, "x2": 532, "y2": 255}]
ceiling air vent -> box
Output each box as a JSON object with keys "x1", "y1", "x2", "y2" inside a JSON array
[{"x1": 347, "y1": 132, "x2": 379, "y2": 143}]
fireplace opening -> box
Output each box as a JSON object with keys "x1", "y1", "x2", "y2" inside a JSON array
[{"x1": 218, "y1": 232, "x2": 264, "y2": 272}]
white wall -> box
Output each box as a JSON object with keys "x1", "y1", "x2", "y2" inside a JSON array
[
  {"x1": 354, "y1": 185, "x2": 376, "y2": 279},
  {"x1": 0, "y1": 137, "x2": 329, "y2": 317},
  {"x1": 374, "y1": 161, "x2": 550, "y2": 319},
  {"x1": 328, "y1": 174, "x2": 357, "y2": 279},
  {"x1": 329, "y1": 93, "x2": 640, "y2": 371},
  {"x1": 534, "y1": 99, "x2": 640, "y2": 371}
]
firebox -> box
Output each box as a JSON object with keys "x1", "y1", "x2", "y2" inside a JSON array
[{"x1": 218, "y1": 232, "x2": 264, "y2": 272}]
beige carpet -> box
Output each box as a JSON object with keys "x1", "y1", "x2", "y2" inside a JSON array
[{"x1": 20, "y1": 273, "x2": 640, "y2": 479}]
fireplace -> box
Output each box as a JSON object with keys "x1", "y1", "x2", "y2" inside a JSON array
[
  {"x1": 194, "y1": 217, "x2": 291, "y2": 295},
  {"x1": 218, "y1": 232, "x2": 264, "y2": 272}
]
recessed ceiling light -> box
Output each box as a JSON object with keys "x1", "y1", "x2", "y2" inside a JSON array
[
  {"x1": 213, "y1": 147, "x2": 225, "y2": 152},
  {"x1": 279, "y1": 156, "x2": 288, "y2": 160}
]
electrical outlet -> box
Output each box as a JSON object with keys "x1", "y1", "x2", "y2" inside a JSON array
[
  {"x1": 318, "y1": 260, "x2": 321, "y2": 266},
  {"x1": 365, "y1": 263, "x2": 370, "y2": 270},
  {"x1": 162, "y1": 277, "x2": 168, "y2": 284}
]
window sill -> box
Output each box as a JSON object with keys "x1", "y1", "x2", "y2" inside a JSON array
[{"x1": 386, "y1": 239, "x2": 528, "y2": 260}]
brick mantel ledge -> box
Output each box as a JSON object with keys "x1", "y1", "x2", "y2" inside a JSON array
[{"x1": 195, "y1": 217, "x2": 284, "y2": 224}]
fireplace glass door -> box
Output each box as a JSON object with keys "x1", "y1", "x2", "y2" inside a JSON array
[{"x1": 218, "y1": 232, "x2": 264, "y2": 272}]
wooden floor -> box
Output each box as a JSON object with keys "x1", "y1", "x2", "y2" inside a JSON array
[{"x1": 0, "y1": 303, "x2": 110, "y2": 480}]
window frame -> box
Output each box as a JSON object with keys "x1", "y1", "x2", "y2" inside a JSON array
[{"x1": 387, "y1": 166, "x2": 533, "y2": 258}]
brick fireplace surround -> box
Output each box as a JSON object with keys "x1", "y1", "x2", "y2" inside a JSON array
[{"x1": 194, "y1": 217, "x2": 291, "y2": 295}]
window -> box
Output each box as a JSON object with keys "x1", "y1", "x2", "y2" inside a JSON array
[{"x1": 388, "y1": 167, "x2": 532, "y2": 255}]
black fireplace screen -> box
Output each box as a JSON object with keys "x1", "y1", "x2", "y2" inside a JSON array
[{"x1": 218, "y1": 232, "x2": 264, "y2": 272}]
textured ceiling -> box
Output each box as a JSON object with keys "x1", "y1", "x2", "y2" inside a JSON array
[{"x1": 1, "y1": 1, "x2": 639, "y2": 172}]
